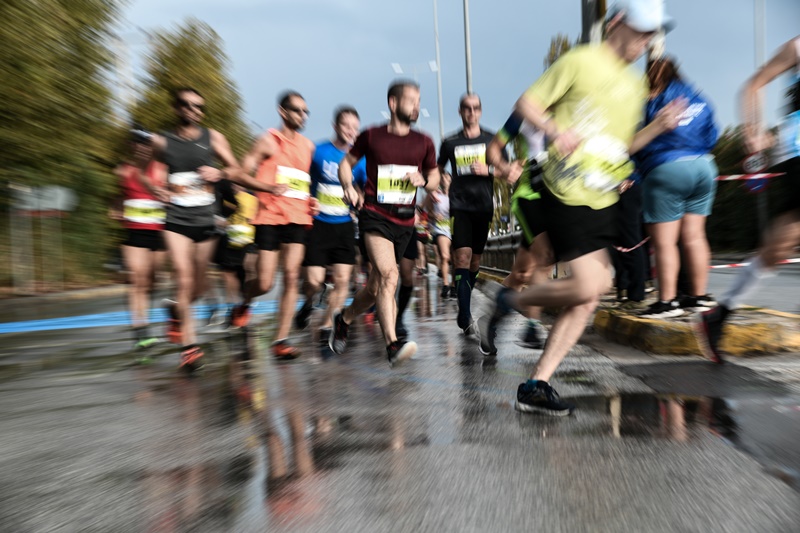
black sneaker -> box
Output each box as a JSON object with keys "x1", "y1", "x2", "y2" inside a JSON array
[
  {"x1": 680, "y1": 294, "x2": 716, "y2": 313},
  {"x1": 639, "y1": 299, "x2": 683, "y2": 319},
  {"x1": 457, "y1": 306, "x2": 473, "y2": 333},
  {"x1": 440, "y1": 286, "x2": 449, "y2": 299},
  {"x1": 395, "y1": 320, "x2": 408, "y2": 341},
  {"x1": 693, "y1": 305, "x2": 729, "y2": 364},
  {"x1": 448, "y1": 286, "x2": 457, "y2": 299},
  {"x1": 387, "y1": 340, "x2": 417, "y2": 367},
  {"x1": 328, "y1": 310, "x2": 349, "y2": 355},
  {"x1": 515, "y1": 381, "x2": 575, "y2": 416},
  {"x1": 318, "y1": 327, "x2": 332, "y2": 345},
  {"x1": 478, "y1": 315, "x2": 497, "y2": 356},
  {"x1": 517, "y1": 321, "x2": 546, "y2": 350},
  {"x1": 294, "y1": 299, "x2": 313, "y2": 330}
]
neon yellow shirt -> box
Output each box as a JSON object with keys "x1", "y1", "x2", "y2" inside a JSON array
[{"x1": 524, "y1": 44, "x2": 647, "y2": 209}]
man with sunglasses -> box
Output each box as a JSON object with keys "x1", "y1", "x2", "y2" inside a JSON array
[
  {"x1": 231, "y1": 91, "x2": 319, "y2": 360},
  {"x1": 438, "y1": 94, "x2": 496, "y2": 335}
]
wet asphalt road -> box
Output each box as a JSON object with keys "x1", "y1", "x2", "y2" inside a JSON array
[{"x1": 1, "y1": 274, "x2": 800, "y2": 532}]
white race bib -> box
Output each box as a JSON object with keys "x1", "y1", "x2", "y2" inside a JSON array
[
  {"x1": 316, "y1": 183, "x2": 349, "y2": 216},
  {"x1": 454, "y1": 143, "x2": 486, "y2": 175},
  {"x1": 123, "y1": 199, "x2": 165, "y2": 224},
  {"x1": 376, "y1": 164, "x2": 418, "y2": 205},
  {"x1": 276, "y1": 166, "x2": 311, "y2": 200},
  {"x1": 168, "y1": 171, "x2": 215, "y2": 207}
]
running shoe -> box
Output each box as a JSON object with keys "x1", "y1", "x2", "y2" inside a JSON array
[
  {"x1": 228, "y1": 304, "x2": 252, "y2": 328},
  {"x1": 639, "y1": 299, "x2": 683, "y2": 319},
  {"x1": 294, "y1": 299, "x2": 313, "y2": 330},
  {"x1": 272, "y1": 340, "x2": 301, "y2": 361},
  {"x1": 387, "y1": 340, "x2": 417, "y2": 367},
  {"x1": 134, "y1": 337, "x2": 160, "y2": 351},
  {"x1": 448, "y1": 286, "x2": 457, "y2": 299},
  {"x1": 329, "y1": 311, "x2": 350, "y2": 355},
  {"x1": 478, "y1": 315, "x2": 498, "y2": 356},
  {"x1": 517, "y1": 321, "x2": 547, "y2": 350},
  {"x1": 440, "y1": 286, "x2": 449, "y2": 299},
  {"x1": 163, "y1": 299, "x2": 182, "y2": 343},
  {"x1": 693, "y1": 305, "x2": 728, "y2": 364},
  {"x1": 179, "y1": 345, "x2": 204, "y2": 370},
  {"x1": 679, "y1": 294, "x2": 717, "y2": 313},
  {"x1": 515, "y1": 380, "x2": 574, "y2": 416},
  {"x1": 318, "y1": 327, "x2": 332, "y2": 345},
  {"x1": 395, "y1": 320, "x2": 408, "y2": 341},
  {"x1": 457, "y1": 305, "x2": 473, "y2": 333}
]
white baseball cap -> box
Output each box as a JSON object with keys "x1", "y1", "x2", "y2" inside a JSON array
[{"x1": 607, "y1": 0, "x2": 676, "y2": 33}]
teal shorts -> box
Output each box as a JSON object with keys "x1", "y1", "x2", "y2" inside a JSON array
[{"x1": 642, "y1": 157, "x2": 718, "y2": 224}]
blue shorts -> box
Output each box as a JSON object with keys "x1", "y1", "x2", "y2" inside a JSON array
[{"x1": 642, "y1": 157, "x2": 718, "y2": 223}]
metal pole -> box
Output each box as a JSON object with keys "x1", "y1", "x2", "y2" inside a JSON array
[
  {"x1": 463, "y1": 0, "x2": 473, "y2": 93},
  {"x1": 754, "y1": 0, "x2": 769, "y2": 235},
  {"x1": 433, "y1": 0, "x2": 445, "y2": 141}
]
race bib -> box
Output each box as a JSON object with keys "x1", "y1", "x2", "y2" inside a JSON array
[
  {"x1": 276, "y1": 166, "x2": 311, "y2": 200},
  {"x1": 226, "y1": 224, "x2": 255, "y2": 248},
  {"x1": 773, "y1": 110, "x2": 800, "y2": 166},
  {"x1": 316, "y1": 183, "x2": 349, "y2": 216},
  {"x1": 377, "y1": 164, "x2": 418, "y2": 205},
  {"x1": 168, "y1": 171, "x2": 215, "y2": 207},
  {"x1": 454, "y1": 143, "x2": 486, "y2": 175},
  {"x1": 123, "y1": 199, "x2": 165, "y2": 225}
]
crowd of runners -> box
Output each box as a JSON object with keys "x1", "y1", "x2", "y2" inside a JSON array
[{"x1": 114, "y1": 0, "x2": 800, "y2": 415}]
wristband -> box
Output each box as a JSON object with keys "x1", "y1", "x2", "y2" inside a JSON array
[{"x1": 488, "y1": 165, "x2": 495, "y2": 176}]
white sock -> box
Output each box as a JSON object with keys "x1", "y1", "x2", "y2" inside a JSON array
[{"x1": 718, "y1": 255, "x2": 775, "y2": 309}]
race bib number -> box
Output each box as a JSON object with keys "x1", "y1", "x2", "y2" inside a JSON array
[
  {"x1": 123, "y1": 199, "x2": 165, "y2": 225},
  {"x1": 377, "y1": 164, "x2": 418, "y2": 205},
  {"x1": 168, "y1": 171, "x2": 215, "y2": 207},
  {"x1": 454, "y1": 143, "x2": 486, "y2": 175},
  {"x1": 773, "y1": 110, "x2": 800, "y2": 166},
  {"x1": 226, "y1": 224, "x2": 255, "y2": 248},
  {"x1": 316, "y1": 183, "x2": 349, "y2": 216},
  {"x1": 276, "y1": 166, "x2": 311, "y2": 200}
]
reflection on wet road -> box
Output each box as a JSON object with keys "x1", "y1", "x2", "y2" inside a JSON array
[{"x1": 1, "y1": 274, "x2": 799, "y2": 532}]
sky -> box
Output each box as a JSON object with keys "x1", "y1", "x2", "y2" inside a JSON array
[{"x1": 119, "y1": 0, "x2": 800, "y2": 147}]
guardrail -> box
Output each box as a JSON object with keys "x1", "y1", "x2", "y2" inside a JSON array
[{"x1": 480, "y1": 231, "x2": 522, "y2": 275}]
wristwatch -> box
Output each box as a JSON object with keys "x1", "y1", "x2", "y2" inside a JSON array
[{"x1": 488, "y1": 165, "x2": 495, "y2": 176}]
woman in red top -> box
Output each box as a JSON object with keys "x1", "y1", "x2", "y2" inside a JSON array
[{"x1": 114, "y1": 136, "x2": 168, "y2": 354}]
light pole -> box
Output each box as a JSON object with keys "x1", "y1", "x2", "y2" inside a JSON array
[
  {"x1": 754, "y1": 0, "x2": 769, "y2": 234},
  {"x1": 432, "y1": 0, "x2": 445, "y2": 140},
  {"x1": 390, "y1": 62, "x2": 442, "y2": 142},
  {"x1": 463, "y1": 0, "x2": 473, "y2": 93}
]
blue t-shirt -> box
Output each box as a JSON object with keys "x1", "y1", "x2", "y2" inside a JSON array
[{"x1": 310, "y1": 141, "x2": 367, "y2": 224}]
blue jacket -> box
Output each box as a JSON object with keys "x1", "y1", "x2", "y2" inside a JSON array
[{"x1": 634, "y1": 80, "x2": 719, "y2": 178}]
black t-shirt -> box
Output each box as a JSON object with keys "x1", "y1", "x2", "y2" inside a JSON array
[{"x1": 438, "y1": 128, "x2": 495, "y2": 213}]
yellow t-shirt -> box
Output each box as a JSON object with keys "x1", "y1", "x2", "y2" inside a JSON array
[
  {"x1": 524, "y1": 44, "x2": 648, "y2": 209},
  {"x1": 226, "y1": 191, "x2": 258, "y2": 248}
]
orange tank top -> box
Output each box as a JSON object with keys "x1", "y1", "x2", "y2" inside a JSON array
[{"x1": 253, "y1": 129, "x2": 316, "y2": 226}]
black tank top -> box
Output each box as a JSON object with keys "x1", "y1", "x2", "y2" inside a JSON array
[{"x1": 162, "y1": 127, "x2": 217, "y2": 226}]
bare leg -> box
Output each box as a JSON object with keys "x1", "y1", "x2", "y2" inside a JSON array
[
  {"x1": 325, "y1": 263, "x2": 353, "y2": 329},
  {"x1": 275, "y1": 243, "x2": 305, "y2": 340},
  {"x1": 646, "y1": 220, "x2": 681, "y2": 301},
  {"x1": 122, "y1": 245, "x2": 154, "y2": 328},
  {"x1": 436, "y1": 235, "x2": 452, "y2": 286},
  {"x1": 679, "y1": 214, "x2": 711, "y2": 297}
]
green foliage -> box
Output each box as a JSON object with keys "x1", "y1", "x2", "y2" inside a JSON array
[
  {"x1": 544, "y1": 34, "x2": 574, "y2": 69},
  {"x1": 130, "y1": 19, "x2": 252, "y2": 157},
  {"x1": 0, "y1": 0, "x2": 124, "y2": 287}
]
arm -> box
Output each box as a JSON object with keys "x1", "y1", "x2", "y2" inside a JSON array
[
  {"x1": 230, "y1": 133, "x2": 286, "y2": 194},
  {"x1": 741, "y1": 38, "x2": 799, "y2": 152},
  {"x1": 339, "y1": 153, "x2": 362, "y2": 209},
  {"x1": 629, "y1": 98, "x2": 688, "y2": 155},
  {"x1": 515, "y1": 95, "x2": 581, "y2": 156}
]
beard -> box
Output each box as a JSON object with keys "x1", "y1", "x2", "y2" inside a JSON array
[{"x1": 396, "y1": 108, "x2": 417, "y2": 126}]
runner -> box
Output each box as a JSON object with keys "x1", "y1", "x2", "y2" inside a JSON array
[
  {"x1": 146, "y1": 87, "x2": 257, "y2": 370},
  {"x1": 480, "y1": 0, "x2": 678, "y2": 415},
  {"x1": 438, "y1": 94, "x2": 496, "y2": 334},
  {"x1": 294, "y1": 106, "x2": 366, "y2": 340},
  {"x1": 696, "y1": 34, "x2": 800, "y2": 363},
  {"x1": 232, "y1": 91, "x2": 319, "y2": 360},
  {"x1": 425, "y1": 172, "x2": 454, "y2": 298},
  {"x1": 486, "y1": 111, "x2": 554, "y2": 350},
  {"x1": 115, "y1": 132, "x2": 167, "y2": 357},
  {"x1": 330, "y1": 80, "x2": 440, "y2": 365}
]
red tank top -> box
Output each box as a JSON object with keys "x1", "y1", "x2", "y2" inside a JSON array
[{"x1": 120, "y1": 162, "x2": 166, "y2": 230}]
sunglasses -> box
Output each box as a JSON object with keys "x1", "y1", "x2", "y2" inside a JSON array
[
  {"x1": 178, "y1": 99, "x2": 206, "y2": 112},
  {"x1": 284, "y1": 105, "x2": 310, "y2": 116},
  {"x1": 460, "y1": 105, "x2": 481, "y2": 112}
]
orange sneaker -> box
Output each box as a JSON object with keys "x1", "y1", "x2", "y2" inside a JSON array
[
  {"x1": 272, "y1": 340, "x2": 301, "y2": 361},
  {"x1": 228, "y1": 304, "x2": 252, "y2": 328},
  {"x1": 167, "y1": 319, "x2": 182, "y2": 344},
  {"x1": 179, "y1": 345, "x2": 204, "y2": 369}
]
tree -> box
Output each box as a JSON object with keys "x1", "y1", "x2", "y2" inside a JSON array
[
  {"x1": 130, "y1": 19, "x2": 252, "y2": 157},
  {"x1": 0, "y1": 0, "x2": 124, "y2": 285},
  {"x1": 544, "y1": 34, "x2": 575, "y2": 69}
]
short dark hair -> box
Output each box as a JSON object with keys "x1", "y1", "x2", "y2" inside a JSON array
[
  {"x1": 173, "y1": 87, "x2": 203, "y2": 106},
  {"x1": 387, "y1": 80, "x2": 419, "y2": 104},
  {"x1": 278, "y1": 90, "x2": 303, "y2": 110},
  {"x1": 459, "y1": 93, "x2": 481, "y2": 109},
  {"x1": 334, "y1": 106, "x2": 359, "y2": 124}
]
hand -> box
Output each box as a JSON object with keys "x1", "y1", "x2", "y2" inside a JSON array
[
  {"x1": 654, "y1": 97, "x2": 689, "y2": 132},
  {"x1": 505, "y1": 161, "x2": 524, "y2": 186},
  {"x1": 153, "y1": 187, "x2": 170, "y2": 203},
  {"x1": 551, "y1": 128, "x2": 582, "y2": 157},
  {"x1": 618, "y1": 179, "x2": 634, "y2": 194},
  {"x1": 405, "y1": 171, "x2": 426, "y2": 187},
  {"x1": 743, "y1": 125, "x2": 774, "y2": 154},
  {"x1": 309, "y1": 197, "x2": 320, "y2": 216},
  {"x1": 343, "y1": 185, "x2": 362, "y2": 209},
  {"x1": 269, "y1": 183, "x2": 288, "y2": 196},
  {"x1": 198, "y1": 165, "x2": 223, "y2": 183},
  {"x1": 470, "y1": 162, "x2": 490, "y2": 176},
  {"x1": 108, "y1": 208, "x2": 123, "y2": 222}
]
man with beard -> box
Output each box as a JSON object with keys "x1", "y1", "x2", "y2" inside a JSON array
[
  {"x1": 329, "y1": 80, "x2": 440, "y2": 366},
  {"x1": 437, "y1": 94, "x2": 496, "y2": 334},
  {"x1": 231, "y1": 91, "x2": 319, "y2": 360},
  {"x1": 294, "y1": 106, "x2": 367, "y2": 340}
]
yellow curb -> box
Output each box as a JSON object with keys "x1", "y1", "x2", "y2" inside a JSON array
[{"x1": 593, "y1": 307, "x2": 800, "y2": 357}]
